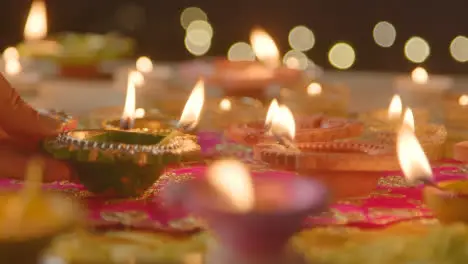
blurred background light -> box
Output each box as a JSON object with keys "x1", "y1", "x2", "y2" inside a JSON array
[
  {"x1": 404, "y1": 36, "x2": 430, "y2": 63},
  {"x1": 184, "y1": 36, "x2": 211, "y2": 56},
  {"x1": 450, "y1": 35, "x2": 468, "y2": 62},
  {"x1": 283, "y1": 50, "x2": 308, "y2": 70},
  {"x1": 288, "y1": 25, "x2": 315, "y2": 51},
  {"x1": 328, "y1": 42, "x2": 356, "y2": 70},
  {"x1": 227, "y1": 42, "x2": 255, "y2": 61},
  {"x1": 180, "y1": 7, "x2": 208, "y2": 29},
  {"x1": 373, "y1": 21, "x2": 396, "y2": 48}
]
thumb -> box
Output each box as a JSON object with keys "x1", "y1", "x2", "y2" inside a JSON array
[{"x1": 0, "y1": 75, "x2": 62, "y2": 141}]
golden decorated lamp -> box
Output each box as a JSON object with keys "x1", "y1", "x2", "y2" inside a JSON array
[
  {"x1": 0, "y1": 158, "x2": 81, "y2": 263},
  {"x1": 397, "y1": 126, "x2": 468, "y2": 224}
]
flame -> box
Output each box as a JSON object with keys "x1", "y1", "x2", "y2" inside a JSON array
[
  {"x1": 219, "y1": 98, "x2": 232, "y2": 111},
  {"x1": 121, "y1": 71, "x2": 140, "y2": 120},
  {"x1": 411, "y1": 67, "x2": 429, "y2": 84},
  {"x1": 24, "y1": 0, "x2": 48, "y2": 41},
  {"x1": 179, "y1": 79, "x2": 205, "y2": 130},
  {"x1": 271, "y1": 105, "x2": 296, "y2": 141},
  {"x1": 131, "y1": 71, "x2": 144, "y2": 86},
  {"x1": 307, "y1": 82, "x2": 322, "y2": 96},
  {"x1": 207, "y1": 159, "x2": 254, "y2": 212},
  {"x1": 458, "y1": 95, "x2": 468, "y2": 106},
  {"x1": 135, "y1": 108, "x2": 146, "y2": 119},
  {"x1": 136, "y1": 56, "x2": 153, "y2": 73},
  {"x1": 250, "y1": 28, "x2": 280, "y2": 68},
  {"x1": 403, "y1": 108, "x2": 415, "y2": 132},
  {"x1": 397, "y1": 125, "x2": 432, "y2": 183},
  {"x1": 5, "y1": 59, "x2": 22, "y2": 76},
  {"x1": 3, "y1": 47, "x2": 19, "y2": 60},
  {"x1": 265, "y1": 99, "x2": 279, "y2": 128},
  {"x1": 387, "y1": 94, "x2": 402, "y2": 121}
]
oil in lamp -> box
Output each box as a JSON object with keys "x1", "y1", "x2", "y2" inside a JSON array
[
  {"x1": 226, "y1": 99, "x2": 363, "y2": 146},
  {"x1": 253, "y1": 105, "x2": 399, "y2": 200},
  {"x1": 397, "y1": 126, "x2": 468, "y2": 224},
  {"x1": 43, "y1": 73, "x2": 203, "y2": 198},
  {"x1": 164, "y1": 159, "x2": 328, "y2": 264}
]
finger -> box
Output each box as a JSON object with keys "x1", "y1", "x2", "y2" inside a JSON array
[
  {"x1": 0, "y1": 141, "x2": 72, "y2": 182},
  {"x1": 0, "y1": 75, "x2": 62, "y2": 140}
]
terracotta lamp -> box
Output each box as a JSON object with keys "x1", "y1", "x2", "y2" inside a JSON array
[
  {"x1": 226, "y1": 112, "x2": 364, "y2": 146},
  {"x1": 252, "y1": 105, "x2": 398, "y2": 200}
]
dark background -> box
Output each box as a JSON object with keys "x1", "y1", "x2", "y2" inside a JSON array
[{"x1": 1, "y1": 0, "x2": 467, "y2": 74}]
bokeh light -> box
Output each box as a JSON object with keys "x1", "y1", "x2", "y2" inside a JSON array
[
  {"x1": 186, "y1": 20, "x2": 213, "y2": 46},
  {"x1": 288, "y1": 25, "x2": 315, "y2": 51},
  {"x1": 135, "y1": 56, "x2": 153, "y2": 73},
  {"x1": 328, "y1": 42, "x2": 356, "y2": 70},
  {"x1": 184, "y1": 36, "x2": 211, "y2": 56},
  {"x1": 450, "y1": 35, "x2": 468, "y2": 62},
  {"x1": 2, "y1": 47, "x2": 19, "y2": 60},
  {"x1": 404, "y1": 36, "x2": 430, "y2": 63},
  {"x1": 283, "y1": 50, "x2": 308, "y2": 70},
  {"x1": 180, "y1": 7, "x2": 208, "y2": 29},
  {"x1": 459, "y1": 95, "x2": 468, "y2": 106},
  {"x1": 227, "y1": 42, "x2": 255, "y2": 61},
  {"x1": 373, "y1": 21, "x2": 396, "y2": 48}
]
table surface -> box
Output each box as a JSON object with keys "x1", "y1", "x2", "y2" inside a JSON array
[{"x1": 27, "y1": 70, "x2": 468, "y2": 115}]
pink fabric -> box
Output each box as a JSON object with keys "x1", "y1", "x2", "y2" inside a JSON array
[{"x1": 5, "y1": 132, "x2": 466, "y2": 232}]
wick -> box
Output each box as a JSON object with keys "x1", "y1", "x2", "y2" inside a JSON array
[
  {"x1": 120, "y1": 117, "x2": 134, "y2": 130},
  {"x1": 275, "y1": 134, "x2": 300, "y2": 152},
  {"x1": 177, "y1": 122, "x2": 194, "y2": 134}
]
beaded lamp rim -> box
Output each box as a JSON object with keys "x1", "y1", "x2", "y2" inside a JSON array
[{"x1": 49, "y1": 129, "x2": 200, "y2": 155}]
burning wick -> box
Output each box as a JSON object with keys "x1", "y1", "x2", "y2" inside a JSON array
[
  {"x1": 120, "y1": 71, "x2": 140, "y2": 130},
  {"x1": 271, "y1": 105, "x2": 299, "y2": 151},
  {"x1": 177, "y1": 79, "x2": 205, "y2": 133}
]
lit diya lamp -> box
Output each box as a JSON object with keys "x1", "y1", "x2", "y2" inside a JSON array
[
  {"x1": 43, "y1": 73, "x2": 203, "y2": 197},
  {"x1": 18, "y1": 0, "x2": 134, "y2": 79},
  {"x1": 397, "y1": 126, "x2": 468, "y2": 224},
  {"x1": 394, "y1": 67, "x2": 453, "y2": 121},
  {"x1": 280, "y1": 81, "x2": 349, "y2": 117},
  {"x1": 0, "y1": 158, "x2": 81, "y2": 263},
  {"x1": 164, "y1": 159, "x2": 328, "y2": 264},
  {"x1": 360, "y1": 94, "x2": 430, "y2": 130},
  {"x1": 179, "y1": 28, "x2": 304, "y2": 101},
  {"x1": 253, "y1": 105, "x2": 399, "y2": 200},
  {"x1": 371, "y1": 107, "x2": 447, "y2": 161},
  {"x1": 226, "y1": 99, "x2": 363, "y2": 146},
  {"x1": 1, "y1": 47, "x2": 41, "y2": 96}
]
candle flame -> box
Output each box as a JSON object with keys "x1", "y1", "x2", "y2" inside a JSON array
[
  {"x1": 179, "y1": 79, "x2": 205, "y2": 130},
  {"x1": 136, "y1": 56, "x2": 153, "y2": 73},
  {"x1": 388, "y1": 94, "x2": 402, "y2": 121},
  {"x1": 458, "y1": 95, "x2": 468, "y2": 106},
  {"x1": 265, "y1": 99, "x2": 279, "y2": 128},
  {"x1": 397, "y1": 125, "x2": 432, "y2": 183},
  {"x1": 24, "y1": 0, "x2": 48, "y2": 41},
  {"x1": 403, "y1": 108, "x2": 415, "y2": 132},
  {"x1": 121, "y1": 71, "x2": 140, "y2": 120},
  {"x1": 250, "y1": 28, "x2": 280, "y2": 68},
  {"x1": 411, "y1": 67, "x2": 429, "y2": 85},
  {"x1": 271, "y1": 105, "x2": 296, "y2": 141},
  {"x1": 307, "y1": 82, "x2": 322, "y2": 96},
  {"x1": 219, "y1": 98, "x2": 232, "y2": 111},
  {"x1": 207, "y1": 159, "x2": 254, "y2": 212}
]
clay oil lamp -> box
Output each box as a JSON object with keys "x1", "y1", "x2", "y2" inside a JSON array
[
  {"x1": 226, "y1": 99, "x2": 364, "y2": 146},
  {"x1": 179, "y1": 29, "x2": 306, "y2": 102},
  {"x1": 164, "y1": 159, "x2": 328, "y2": 264},
  {"x1": 373, "y1": 108, "x2": 447, "y2": 161},
  {"x1": 397, "y1": 126, "x2": 468, "y2": 224},
  {"x1": 0, "y1": 158, "x2": 81, "y2": 263},
  {"x1": 360, "y1": 94, "x2": 430, "y2": 131},
  {"x1": 253, "y1": 104, "x2": 399, "y2": 200},
  {"x1": 280, "y1": 81, "x2": 350, "y2": 117},
  {"x1": 18, "y1": 0, "x2": 134, "y2": 79},
  {"x1": 43, "y1": 73, "x2": 204, "y2": 198}
]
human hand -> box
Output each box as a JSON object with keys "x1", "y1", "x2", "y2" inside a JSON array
[{"x1": 0, "y1": 74, "x2": 71, "y2": 182}]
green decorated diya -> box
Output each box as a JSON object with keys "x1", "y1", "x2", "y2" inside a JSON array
[{"x1": 43, "y1": 129, "x2": 201, "y2": 198}]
